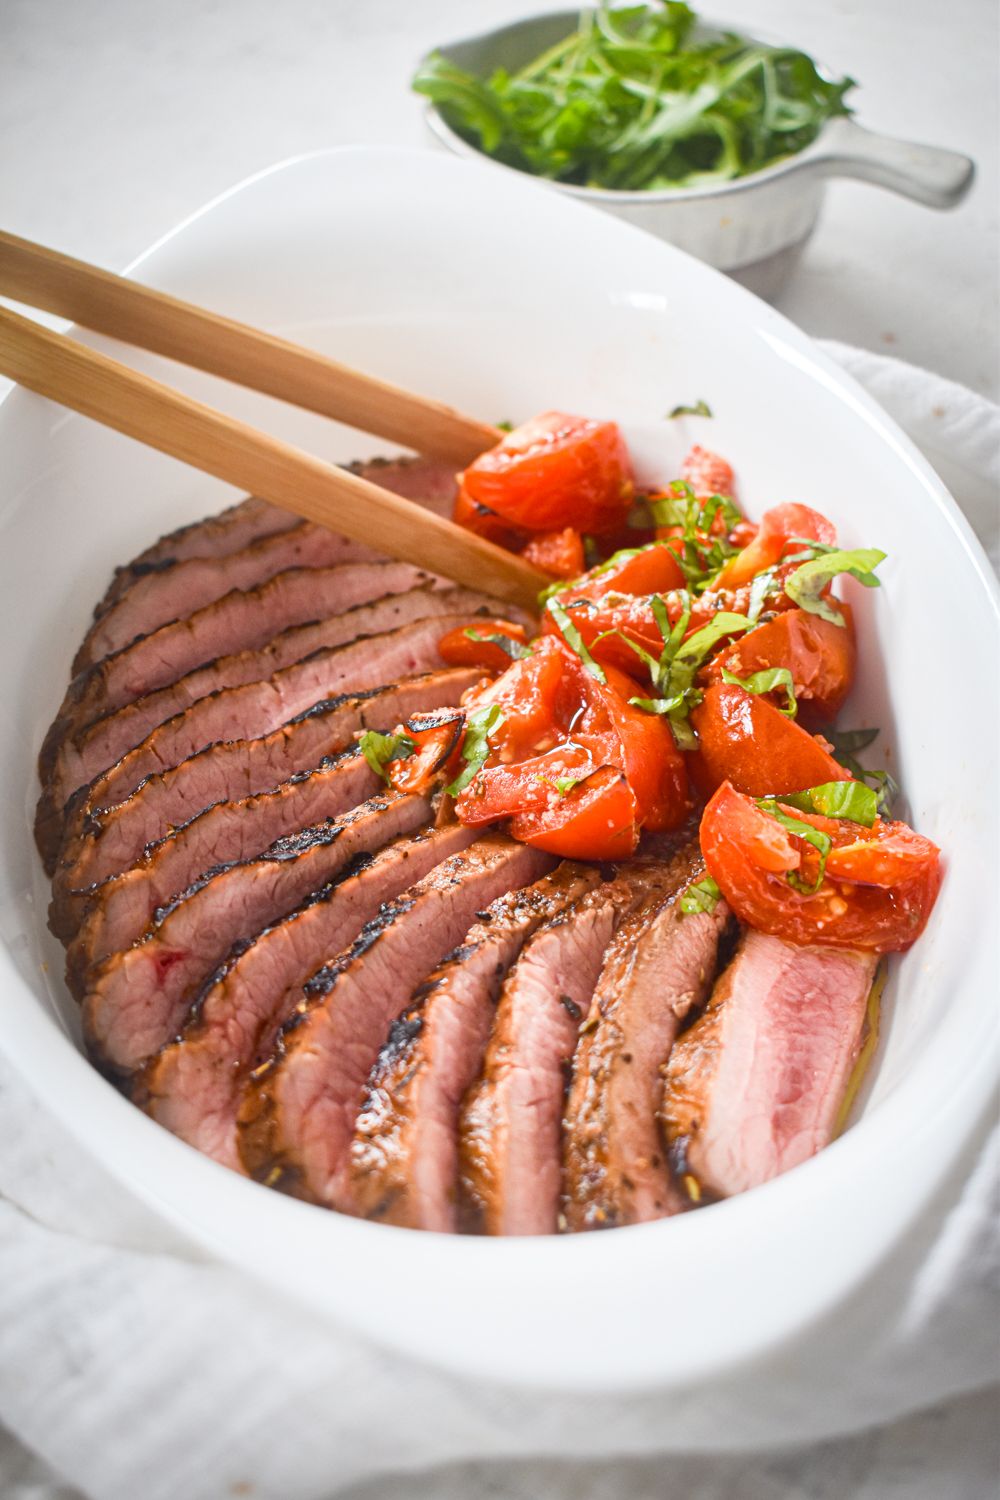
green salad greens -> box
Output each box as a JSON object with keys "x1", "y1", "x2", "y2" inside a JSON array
[{"x1": 414, "y1": 2, "x2": 854, "y2": 192}]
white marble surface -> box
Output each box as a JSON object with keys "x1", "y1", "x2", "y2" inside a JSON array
[{"x1": 2, "y1": 0, "x2": 998, "y2": 399}]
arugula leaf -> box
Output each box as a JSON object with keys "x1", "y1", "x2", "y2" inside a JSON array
[
  {"x1": 721, "y1": 664, "x2": 798, "y2": 718},
  {"x1": 414, "y1": 5, "x2": 854, "y2": 192},
  {"x1": 463, "y1": 627, "x2": 532, "y2": 661},
  {"x1": 668, "y1": 399, "x2": 713, "y2": 418},
  {"x1": 359, "y1": 729, "x2": 415, "y2": 783},
  {"x1": 756, "y1": 799, "x2": 832, "y2": 893},
  {"x1": 781, "y1": 780, "x2": 878, "y2": 827},
  {"x1": 545, "y1": 598, "x2": 607, "y2": 682},
  {"x1": 784, "y1": 547, "x2": 886, "y2": 626},
  {"x1": 680, "y1": 875, "x2": 721, "y2": 914},
  {"x1": 446, "y1": 705, "x2": 506, "y2": 796}
]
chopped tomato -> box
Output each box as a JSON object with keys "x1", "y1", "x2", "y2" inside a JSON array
[
  {"x1": 453, "y1": 481, "x2": 526, "y2": 551},
  {"x1": 460, "y1": 411, "x2": 634, "y2": 535},
  {"x1": 438, "y1": 619, "x2": 529, "y2": 675},
  {"x1": 713, "y1": 502, "x2": 837, "y2": 589},
  {"x1": 681, "y1": 444, "x2": 736, "y2": 499},
  {"x1": 689, "y1": 682, "x2": 850, "y2": 799},
  {"x1": 455, "y1": 743, "x2": 595, "y2": 827},
  {"x1": 705, "y1": 606, "x2": 856, "y2": 722},
  {"x1": 462, "y1": 635, "x2": 570, "y2": 762},
  {"x1": 512, "y1": 765, "x2": 639, "y2": 861},
  {"x1": 566, "y1": 542, "x2": 685, "y2": 599},
  {"x1": 383, "y1": 711, "x2": 464, "y2": 796},
  {"x1": 700, "y1": 781, "x2": 942, "y2": 951},
  {"x1": 521, "y1": 527, "x2": 585, "y2": 580},
  {"x1": 453, "y1": 637, "x2": 689, "y2": 845}
]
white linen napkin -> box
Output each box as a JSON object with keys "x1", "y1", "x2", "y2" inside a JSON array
[{"x1": 1, "y1": 344, "x2": 997, "y2": 1500}]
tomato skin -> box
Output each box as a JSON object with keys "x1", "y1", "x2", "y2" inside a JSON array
[
  {"x1": 700, "y1": 782, "x2": 943, "y2": 952},
  {"x1": 438, "y1": 619, "x2": 529, "y2": 675},
  {"x1": 573, "y1": 542, "x2": 685, "y2": 598},
  {"x1": 383, "y1": 711, "x2": 465, "y2": 796},
  {"x1": 714, "y1": 502, "x2": 837, "y2": 589},
  {"x1": 575, "y1": 663, "x2": 690, "y2": 832},
  {"x1": 511, "y1": 766, "x2": 639, "y2": 860},
  {"x1": 689, "y1": 682, "x2": 851, "y2": 799},
  {"x1": 462, "y1": 635, "x2": 570, "y2": 762},
  {"x1": 461, "y1": 412, "x2": 634, "y2": 535},
  {"x1": 453, "y1": 481, "x2": 526, "y2": 550},
  {"x1": 681, "y1": 445, "x2": 736, "y2": 499},
  {"x1": 521, "y1": 527, "x2": 585, "y2": 580},
  {"x1": 705, "y1": 605, "x2": 856, "y2": 723},
  {"x1": 455, "y1": 743, "x2": 594, "y2": 827}
]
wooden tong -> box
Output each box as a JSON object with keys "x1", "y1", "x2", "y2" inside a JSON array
[{"x1": 0, "y1": 230, "x2": 545, "y2": 611}]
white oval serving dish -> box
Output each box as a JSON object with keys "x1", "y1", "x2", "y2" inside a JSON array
[{"x1": 0, "y1": 145, "x2": 996, "y2": 1394}]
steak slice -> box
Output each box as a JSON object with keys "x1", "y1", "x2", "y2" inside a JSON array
[
  {"x1": 237, "y1": 835, "x2": 551, "y2": 1209},
  {"x1": 95, "y1": 497, "x2": 300, "y2": 616},
  {"x1": 81, "y1": 792, "x2": 431, "y2": 1075},
  {"x1": 43, "y1": 558, "x2": 424, "y2": 780},
  {"x1": 59, "y1": 584, "x2": 507, "y2": 780},
  {"x1": 41, "y1": 610, "x2": 474, "y2": 845},
  {"x1": 562, "y1": 850, "x2": 734, "y2": 1231},
  {"x1": 63, "y1": 748, "x2": 381, "y2": 963},
  {"x1": 350, "y1": 861, "x2": 599, "y2": 1231},
  {"x1": 52, "y1": 668, "x2": 480, "y2": 883},
  {"x1": 459, "y1": 873, "x2": 658, "y2": 1236},
  {"x1": 138, "y1": 822, "x2": 476, "y2": 1170},
  {"x1": 660, "y1": 930, "x2": 878, "y2": 1199},
  {"x1": 75, "y1": 524, "x2": 378, "y2": 673},
  {"x1": 91, "y1": 457, "x2": 457, "y2": 617}
]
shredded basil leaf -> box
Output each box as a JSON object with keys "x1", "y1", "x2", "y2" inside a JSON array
[
  {"x1": 668, "y1": 400, "x2": 713, "y2": 419},
  {"x1": 647, "y1": 481, "x2": 741, "y2": 593},
  {"x1": 545, "y1": 598, "x2": 607, "y2": 682},
  {"x1": 358, "y1": 729, "x2": 415, "y2": 783},
  {"x1": 756, "y1": 799, "x2": 832, "y2": 893},
  {"x1": 413, "y1": 6, "x2": 854, "y2": 193},
  {"x1": 629, "y1": 603, "x2": 750, "y2": 750},
  {"x1": 495, "y1": 419, "x2": 514, "y2": 432},
  {"x1": 781, "y1": 780, "x2": 878, "y2": 827},
  {"x1": 535, "y1": 772, "x2": 586, "y2": 798},
  {"x1": 463, "y1": 626, "x2": 532, "y2": 661},
  {"x1": 680, "y1": 875, "x2": 721, "y2": 914},
  {"x1": 721, "y1": 665, "x2": 798, "y2": 718},
  {"x1": 446, "y1": 705, "x2": 506, "y2": 796},
  {"x1": 825, "y1": 726, "x2": 898, "y2": 815},
  {"x1": 785, "y1": 547, "x2": 886, "y2": 626}
]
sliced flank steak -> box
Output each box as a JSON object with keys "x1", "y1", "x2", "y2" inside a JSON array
[
  {"x1": 75, "y1": 523, "x2": 378, "y2": 673},
  {"x1": 44, "y1": 557, "x2": 424, "y2": 779},
  {"x1": 138, "y1": 822, "x2": 477, "y2": 1171},
  {"x1": 562, "y1": 849, "x2": 734, "y2": 1232},
  {"x1": 238, "y1": 835, "x2": 551, "y2": 1209},
  {"x1": 62, "y1": 748, "x2": 383, "y2": 961},
  {"x1": 350, "y1": 861, "x2": 599, "y2": 1231},
  {"x1": 90, "y1": 457, "x2": 458, "y2": 619},
  {"x1": 94, "y1": 497, "x2": 300, "y2": 616},
  {"x1": 39, "y1": 610, "x2": 476, "y2": 859},
  {"x1": 52, "y1": 667, "x2": 481, "y2": 884},
  {"x1": 459, "y1": 877, "x2": 649, "y2": 1237},
  {"x1": 81, "y1": 792, "x2": 431, "y2": 1075},
  {"x1": 57, "y1": 584, "x2": 507, "y2": 793},
  {"x1": 660, "y1": 930, "x2": 878, "y2": 1200}
]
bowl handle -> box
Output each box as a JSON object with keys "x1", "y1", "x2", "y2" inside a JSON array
[{"x1": 810, "y1": 118, "x2": 974, "y2": 208}]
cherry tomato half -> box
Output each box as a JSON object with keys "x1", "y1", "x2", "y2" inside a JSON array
[
  {"x1": 460, "y1": 411, "x2": 634, "y2": 535},
  {"x1": 452, "y1": 481, "x2": 527, "y2": 551},
  {"x1": 700, "y1": 781, "x2": 942, "y2": 951},
  {"x1": 382, "y1": 711, "x2": 465, "y2": 796},
  {"x1": 511, "y1": 765, "x2": 640, "y2": 861},
  {"x1": 681, "y1": 444, "x2": 736, "y2": 499},
  {"x1": 689, "y1": 682, "x2": 850, "y2": 799}
]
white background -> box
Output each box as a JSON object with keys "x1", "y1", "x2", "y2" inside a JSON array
[{"x1": 2, "y1": 0, "x2": 998, "y2": 398}]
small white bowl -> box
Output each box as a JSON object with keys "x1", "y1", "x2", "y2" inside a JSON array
[
  {"x1": 0, "y1": 146, "x2": 996, "y2": 1399},
  {"x1": 421, "y1": 10, "x2": 975, "y2": 298}
]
